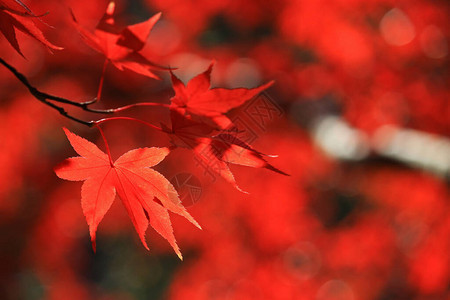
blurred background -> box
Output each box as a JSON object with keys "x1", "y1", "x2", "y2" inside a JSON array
[{"x1": 0, "y1": 0, "x2": 449, "y2": 299}]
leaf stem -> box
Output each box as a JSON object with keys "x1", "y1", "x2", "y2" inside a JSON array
[
  {"x1": 95, "y1": 59, "x2": 109, "y2": 103},
  {"x1": 93, "y1": 117, "x2": 164, "y2": 132},
  {"x1": 111, "y1": 102, "x2": 171, "y2": 113},
  {"x1": 94, "y1": 124, "x2": 114, "y2": 166}
]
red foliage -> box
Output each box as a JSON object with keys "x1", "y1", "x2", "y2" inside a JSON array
[
  {"x1": 0, "y1": 0, "x2": 449, "y2": 299},
  {"x1": 71, "y1": 1, "x2": 167, "y2": 80},
  {"x1": 55, "y1": 128, "x2": 200, "y2": 258},
  {"x1": 169, "y1": 62, "x2": 274, "y2": 129},
  {"x1": 0, "y1": 0, "x2": 62, "y2": 56}
]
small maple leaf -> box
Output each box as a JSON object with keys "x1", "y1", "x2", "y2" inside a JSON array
[
  {"x1": 170, "y1": 61, "x2": 274, "y2": 129},
  {"x1": 163, "y1": 109, "x2": 288, "y2": 192},
  {"x1": 161, "y1": 107, "x2": 215, "y2": 149},
  {"x1": 0, "y1": 0, "x2": 62, "y2": 56},
  {"x1": 54, "y1": 128, "x2": 200, "y2": 259},
  {"x1": 71, "y1": 1, "x2": 168, "y2": 79}
]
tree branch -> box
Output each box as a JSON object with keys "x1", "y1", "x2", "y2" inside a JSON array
[
  {"x1": 0, "y1": 57, "x2": 114, "y2": 126},
  {"x1": 0, "y1": 58, "x2": 171, "y2": 129}
]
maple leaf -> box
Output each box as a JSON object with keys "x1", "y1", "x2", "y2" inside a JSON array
[
  {"x1": 161, "y1": 107, "x2": 216, "y2": 149},
  {"x1": 0, "y1": 0, "x2": 62, "y2": 56},
  {"x1": 170, "y1": 61, "x2": 274, "y2": 129},
  {"x1": 71, "y1": 1, "x2": 168, "y2": 79},
  {"x1": 54, "y1": 128, "x2": 200, "y2": 259},
  {"x1": 163, "y1": 108, "x2": 288, "y2": 192}
]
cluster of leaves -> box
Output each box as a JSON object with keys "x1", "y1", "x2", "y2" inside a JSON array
[
  {"x1": 0, "y1": 0, "x2": 285, "y2": 258},
  {"x1": 0, "y1": 0, "x2": 61, "y2": 56}
]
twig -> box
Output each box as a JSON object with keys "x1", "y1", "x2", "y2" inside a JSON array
[
  {"x1": 0, "y1": 57, "x2": 114, "y2": 126},
  {"x1": 0, "y1": 57, "x2": 171, "y2": 129}
]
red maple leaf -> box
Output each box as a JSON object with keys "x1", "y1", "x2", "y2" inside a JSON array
[
  {"x1": 163, "y1": 108, "x2": 288, "y2": 192},
  {"x1": 170, "y1": 61, "x2": 274, "y2": 129},
  {"x1": 54, "y1": 128, "x2": 200, "y2": 259},
  {"x1": 71, "y1": 1, "x2": 168, "y2": 79},
  {"x1": 161, "y1": 107, "x2": 215, "y2": 149},
  {"x1": 0, "y1": 0, "x2": 62, "y2": 56}
]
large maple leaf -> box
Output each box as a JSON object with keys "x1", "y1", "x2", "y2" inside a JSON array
[
  {"x1": 71, "y1": 1, "x2": 168, "y2": 79},
  {"x1": 54, "y1": 128, "x2": 200, "y2": 259},
  {"x1": 0, "y1": 0, "x2": 62, "y2": 56},
  {"x1": 170, "y1": 61, "x2": 274, "y2": 129},
  {"x1": 163, "y1": 108, "x2": 287, "y2": 192}
]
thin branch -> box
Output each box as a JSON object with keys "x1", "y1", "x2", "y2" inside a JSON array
[
  {"x1": 0, "y1": 58, "x2": 96, "y2": 126},
  {"x1": 0, "y1": 58, "x2": 171, "y2": 129},
  {"x1": 0, "y1": 57, "x2": 114, "y2": 114},
  {"x1": 44, "y1": 100, "x2": 93, "y2": 126}
]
